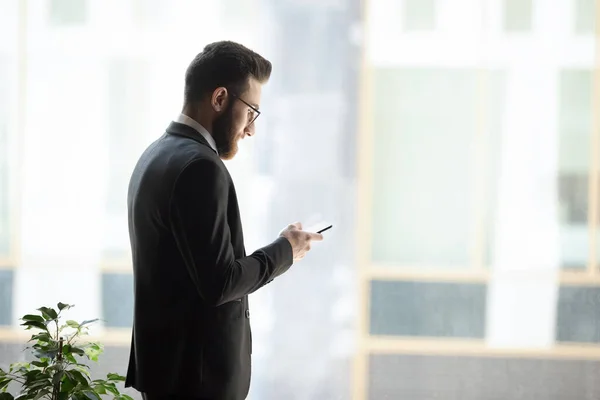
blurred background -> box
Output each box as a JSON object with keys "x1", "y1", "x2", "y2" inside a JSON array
[{"x1": 0, "y1": 0, "x2": 600, "y2": 399}]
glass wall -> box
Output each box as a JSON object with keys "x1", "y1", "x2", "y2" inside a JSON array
[
  {"x1": 1, "y1": 0, "x2": 600, "y2": 399},
  {"x1": 358, "y1": 0, "x2": 600, "y2": 398}
]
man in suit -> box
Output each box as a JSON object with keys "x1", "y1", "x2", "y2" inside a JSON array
[{"x1": 125, "y1": 41, "x2": 323, "y2": 400}]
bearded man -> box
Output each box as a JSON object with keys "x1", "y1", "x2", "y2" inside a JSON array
[{"x1": 125, "y1": 41, "x2": 322, "y2": 400}]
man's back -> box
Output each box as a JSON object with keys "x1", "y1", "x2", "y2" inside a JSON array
[{"x1": 126, "y1": 123, "x2": 255, "y2": 399}]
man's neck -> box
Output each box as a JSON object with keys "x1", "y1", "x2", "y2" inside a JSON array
[{"x1": 181, "y1": 105, "x2": 213, "y2": 134}]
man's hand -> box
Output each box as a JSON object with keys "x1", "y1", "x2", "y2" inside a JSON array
[{"x1": 279, "y1": 222, "x2": 324, "y2": 262}]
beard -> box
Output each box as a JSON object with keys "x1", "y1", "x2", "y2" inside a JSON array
[{"x1": 212, "y1": 102, "x2": 238, "y2": 160}]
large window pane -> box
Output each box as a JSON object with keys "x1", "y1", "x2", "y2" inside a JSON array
[
  {"x1": 558, "y1": 70, "x2": 592, "y2": 270},
  {"x1": 402, "y1": 0, "x2": 436, "y2": 32},
  {"x1": 504, "y1": 0, "x2": 533, "y2": 32},
  {"x1": 0, "y1": 270, "x2": 13, "y2": 325},
  {"x1": 49, "y1": 0, "x2": 88, "y2": 26},
  {"x1": 574, "y1": 0, "x2": 595, "y2": 35},
  {"x1": 370, "y1": 280, "x2": 487, "y2": 338},
  {"x1": 371, "y1": 68, "x2": 504, "y2": 267},
  {"x1": 103, "y1": 58, "x2": 149, "y2": 261},
  {"x1": 556, "y1": 285, "x2": 600, "y2": 343},
  {"x1": 0, "y1": 59, "x2": 10, "y2": 258}
]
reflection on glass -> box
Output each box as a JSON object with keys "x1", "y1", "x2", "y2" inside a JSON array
[{"x1": 558, "y1": 70, "x2": 592, "y2": 270}]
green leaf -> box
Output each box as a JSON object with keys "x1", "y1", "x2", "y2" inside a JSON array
[
  {"x1": 30, "y1": 361, "x2": 48, "y2": 369},
  {"x1": 72, "y1": 366, "x2": 90, "y2": 379},
  {"x1": 9, "y1": 362, "x2": 30, "y2": 373},
  {"x1": 37, "y1": 307, "x2": 58, "y2": 321},
  {"x1": 52, "y1": 370, "x2": 65, "y2": 386},
  {"x1": 29, "y1": 332, "x2": 52, "y2": 343},
  {"x1": 24, "y1": 369, "x2": 45, "y2": 384},
  {"x1": 27, "y1": 378, "x2": 51, "y2": 391},
  {"x1": 80, "y1": 319, "x2": 99, "y2": 327},
  {"x1": 103, "y1": 383, "x2": 119, "y2": 396},
  {"x1": 65, "y1": 320, "x2": 80, "y2": 329},
  {"x1": 63, "y1": 344, "x2": 85, "y2": 357},
  {"x1": 0, "y1": 393, "x2": 14, "y2": 400},
  {"x1": 68, "y1": 370, "x2": 89, "y2": 386},
  {"x1": 33, "y1": 349, "x2": 58, "y2": 360},
  {"x1": 21, "y1": 315, "x2": 45, "y2": 323},
  {"x1": 0, "y1": 379, "x2": 11, "y2": 391},
  {"x1": 82, "y1": 391, "x2": 100, "y2": 400},
  {"x1": 106, "y1": 373, "x2": 125, "y2": 382},
  {"x1": 64, "y1": 353, "x2": 77, "y2": 364},
  {"x1": 93, "y1": 384, "x2": 107, "y2": 395},
  {"x1": 118, "y1": 395, "x2": 135, "y2": 400},
  {"x1": 21, "y1": 321, "x2": 48, "y2": 331},
  {"x1": 60, "y1": 372, "x2": 76, "y2": 393},
  {"x1": 32, "y1": 389, "x2": 51, "y2": 400},
  {"x1": 83, "y1": 343, "x2": 103, "y2": 362},
  {"x1": 57, "y1": 303, "x2": 72, "y2": 311}
]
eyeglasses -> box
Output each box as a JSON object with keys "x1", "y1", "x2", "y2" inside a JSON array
[{"x1": 231, "y1": 93, "x2": 261, "y2": 125}]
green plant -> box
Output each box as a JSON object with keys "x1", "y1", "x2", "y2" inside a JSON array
[{"x1": 0, "y1": 303, "x2": 132, "y2": 400}]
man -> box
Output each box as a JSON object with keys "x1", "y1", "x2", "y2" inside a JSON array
[{"x1": 124, "y1": 41, "x2": 323, "y2": 400}]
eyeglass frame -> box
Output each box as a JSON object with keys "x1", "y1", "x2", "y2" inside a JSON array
[{"x1": 230, "y1": 92, "x2": 261, "y2": 125}]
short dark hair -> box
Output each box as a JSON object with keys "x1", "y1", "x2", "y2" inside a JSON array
[{"x1": 184, "y1": 41, "x2": 272, "y2": 104}]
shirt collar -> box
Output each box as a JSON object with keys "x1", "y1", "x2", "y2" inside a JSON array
[{"x1": 174, "y1": 113, "x2": 218, "y2": 154}]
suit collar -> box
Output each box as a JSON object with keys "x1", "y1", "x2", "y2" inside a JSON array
[{"x1": 166, "y1": 121, "x2": 218, "y2": 155}]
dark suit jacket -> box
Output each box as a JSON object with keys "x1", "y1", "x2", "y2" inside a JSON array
[{"x1": 125, "y1": 122, "x2": 294, "y2": 400}]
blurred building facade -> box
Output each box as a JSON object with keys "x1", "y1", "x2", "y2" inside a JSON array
[{"x1": 358, "y1": 0, "x2": 600, "y2": 399}]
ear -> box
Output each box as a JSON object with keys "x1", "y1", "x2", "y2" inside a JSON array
[{"x1": 211, "y1": 87, "x2": 229, "y2": 112}]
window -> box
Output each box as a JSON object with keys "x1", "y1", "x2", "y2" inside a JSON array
[
  {"x1": 370, "y1": 68, "x2": 504, "y2": 268},
  {"x1": 558, "y1": 70, "x2": 593, "y2": 270},
  {"x1": 504, "y1": 0, "x2": 533, "y2": 32},
  {"x1": 49, "y1": 0, "x2": 88, "y2": 26},
  {"x1": 102, "y1": 273, "x2": 133, "y2": 328},
  {"x1": 132, "y1": 0, "x2": 169, "y2": 27},
  {"x1": 402, "y1": 0, "x2": 436, "y2": 32},
  {"x1": 574, "y1": 0, "x2": 595, "y2": 34},
  {"x1": 0, "y1": 59, "x2": 11, "y2": 260},
  {"x1": 104, "y1": 58, "x2": 149, "y2": 261},
  {"x1": 556, "y1": 286, "x2": 600, "y2": 343},
  {"x1": 0, "y1": 270, "x2": 13, "y2": 326},
  {"x1": 0, "y1": 115, "x2": 9, "y2": 258},
  {"x1": 370, "y1": 280, "x2": 486, "y2": 338}
]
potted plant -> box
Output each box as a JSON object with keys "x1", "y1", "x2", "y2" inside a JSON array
[{"x1": 0, "y1": 302, "x2": 132, "y2": 400}]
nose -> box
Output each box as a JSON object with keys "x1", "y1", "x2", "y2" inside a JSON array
[{"x1": 245, "y1": 124, "x2": 255, "y2": 137}]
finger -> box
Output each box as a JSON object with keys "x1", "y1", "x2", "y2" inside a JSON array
[
  {"x1": 294, "y1": 221, "x2": 303, "y2": 230},
  {"x1": 288, "y1": 222, "x2": 301, "y2": 230},
  {"x1": 307, "y1": 232, "x2": 324, "y2": 241}
]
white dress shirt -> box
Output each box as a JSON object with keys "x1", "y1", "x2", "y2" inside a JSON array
[{"x1": 174, "y1": 113, "x2": 218, "y2": 154}]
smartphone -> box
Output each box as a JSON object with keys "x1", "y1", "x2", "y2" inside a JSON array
[{"x1": 317, "y1": 225, "x2": 333, "y2": 234}]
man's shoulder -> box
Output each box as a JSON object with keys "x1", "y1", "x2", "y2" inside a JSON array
[
  {"x1": 142, "y1": 132, "x2": 219, "y2": 168},
  {"x1": 130, "y1": 132, "x2": 222, "y2": 190}
]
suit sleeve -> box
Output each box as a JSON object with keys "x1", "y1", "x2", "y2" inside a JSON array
[{"x1": 169, "y1": 158, "x2": 294, "y2": 306}]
